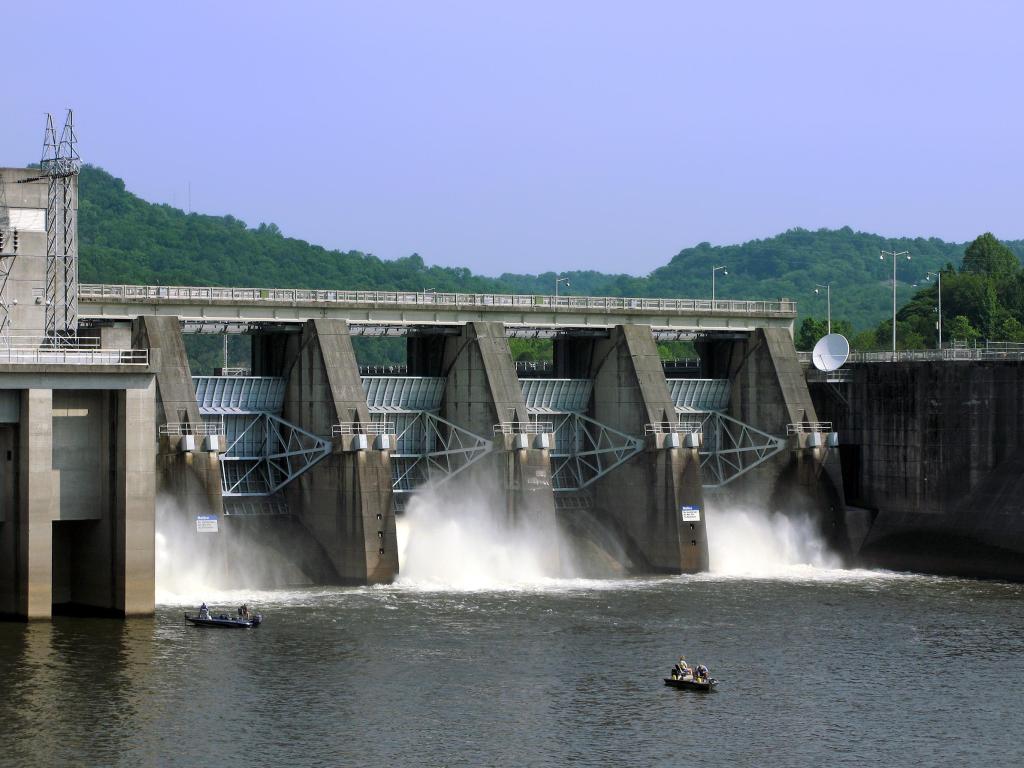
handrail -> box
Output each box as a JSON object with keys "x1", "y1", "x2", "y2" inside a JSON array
[
  {"x1": 0, "y1": 347, "x2": 149, "y2": 365},
  {"x1": 493, "y1": 421, "x2": 554, "y2": 434},
  {"x1": 645, "y1": 421, "x2": 703, "y2": 434},
  {"x1": 786, "y1": 422, "x2": 833, "y2": 435},
  {"x1": 332, "y1": 422, "x2": 395, "y2": 436},
  {"x1": 78, "y1": 283, "x2": 798, "y2": 317},
  {"x1": 160, "y1": 421, "x2": 223, "y2": 437},
  {"x1": 0, "y1": 335, "x2": 101, "y2": 349},
  {"x1": 799, "y1": 344, "x2": 1024, "y2": 364}
]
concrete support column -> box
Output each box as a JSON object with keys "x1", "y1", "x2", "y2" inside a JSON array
[
  {"x1": 133, "y1": 316, "x2": 223, "y2": 516},
  {"x1": 441, "y1": 322, "x2": 530, "y2": 434},
  {"x1": 699, "y1": 328, "x2": 846, "y2": 547},
  {"x1": 281, "y1": 319, "x2": 397, "y2": 585},
  {"x1": 115, "y1": 382, "x2": 156, "y2": 615},
  {"x1": 19, "y1": 390, "x2": 55, "y2": 619},
  {"x1": 440, "y1": 323, "x2": 558, "y2": 545},
  {"x1": 588, "y1": 325, "x2": 706, "y2": 574}
]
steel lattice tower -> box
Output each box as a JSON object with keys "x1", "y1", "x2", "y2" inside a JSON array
[
  {"x1": 41, "y1": 110, "x2": 80, "y2": 341},
  {"x1": 0, "y1": 171, "x2": 15, "y2": 342}
]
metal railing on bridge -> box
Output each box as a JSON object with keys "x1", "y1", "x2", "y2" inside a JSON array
[
  {"x1": 798, "y1": 342, "x2": 1024, "y2": 365},
  {"x1": 79, "y1": 283, "x2": 798, "y2": 316},
  {"x1": 160, "y1": 421, "x2": 224, "y2": 437},
  {"x1": 786, "y1": 422, "x2": 833, "y2": 435},
  {"x1": 0, "y1": 346, "x2": 149, "y2": 365},
  {"x1": 494, "y1": 421, "x2": 554, "y2": 435},
  {"x1": 332, "y1": 422, "x2": 396, "y2": 437}
]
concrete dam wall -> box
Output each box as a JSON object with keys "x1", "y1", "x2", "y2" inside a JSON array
[{"x1": 811, "y1": 360, "x2": 1024, "y2": 580}]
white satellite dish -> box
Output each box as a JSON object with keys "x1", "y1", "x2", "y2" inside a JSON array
[{"x1": 812, "y1": 333, "x2": 850, "y2": 372}]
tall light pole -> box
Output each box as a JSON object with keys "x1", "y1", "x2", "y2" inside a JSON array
[
  {"x1": 880, "y1": 249, "x2": 911, "y2": 353},
  {"x1": 815, "y1": 283, "x2": 832, "y2": 335},
  {"x1": 712, "y1": 265, "x2": 728, "y2": 305},
  {"x1": 555, "y1": 276, "x2": 570, "y2": 298},
  {"x1": 925, "y1": 271, "x2": 943, "y2": 350}
]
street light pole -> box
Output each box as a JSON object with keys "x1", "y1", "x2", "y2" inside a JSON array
[
  {"x1": 926, "y1": 271, "x2": 943, "y2": 350},
  {"x1": 880, "y1": 249, "x2": 910, "y2": 353},
  {"x1": 555, "y1": 276, "x2": 570, "y2": 298},
  {"x1": 712, "y1": 265, "x2": 728, "y2": 305},
  {"x1": 815, "y1": 283, "x2": 832, "y2": 335}
]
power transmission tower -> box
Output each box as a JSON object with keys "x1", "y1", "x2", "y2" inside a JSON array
[
  {"x1": 40, "y1": 110, "x2": 81, "y2": 342},
  {"x1": 0, "y1": 172, "x2": 16, "y2": 343}
]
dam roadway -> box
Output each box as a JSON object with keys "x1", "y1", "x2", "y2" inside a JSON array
[{"x1": 77, "y1": 283, "x2": 798, "y2": 333}]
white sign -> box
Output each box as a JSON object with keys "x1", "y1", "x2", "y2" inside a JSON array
[
  {"x1": 7, "y1": 208, "x2": 46, "y2": 232},
  {"x1": 680, "y1": 506, "x2": 701, "y2": 522},
  {"x1": 196, "y1": 514, "x2": 219, "y2": 533}
]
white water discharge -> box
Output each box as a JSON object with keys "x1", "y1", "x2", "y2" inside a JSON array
[
  {"x1": 397, "y1": 482, "x2": 574, "y2": 590},
  {"x1": 156, "y1": 495, "x2": 303, "y2": 605},
  {"x1": 155, "y1": 495, "x2": 215, "y2": 604},
  {"x1": 706, "y1": 506, "x2": 843, "y2": 577},
  {"x1": 157, "y1": 485, "x2": 853, "y2": 605}
]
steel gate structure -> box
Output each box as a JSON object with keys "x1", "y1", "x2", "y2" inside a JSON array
[
  {"x1": 666, "y1": 378, "x2": 786, "y2": 488},
  {"x1": 194, "y1": 376, "x2": 331, "y2": 515}
]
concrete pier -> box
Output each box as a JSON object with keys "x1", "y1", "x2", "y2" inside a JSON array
[
  {"x1": 0, "y1": 368, "x2": 157, "y2": 620},
  {"x1": 556, "y1": 326, "x2": 708, "y2": 574},
  {"x1": 699, "y1": 328, "x2": 846, "y2": 546},
  {"x1": 280, "y1": 320, "x2": 397, "y2": 584}
]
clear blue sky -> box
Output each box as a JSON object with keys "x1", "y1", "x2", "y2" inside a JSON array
[{"x1": 2, "y1": 1, "x2": 1020, "y2": 276}]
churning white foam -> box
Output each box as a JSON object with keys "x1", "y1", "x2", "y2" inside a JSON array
[
  {"x1": 706, "y1": 506, "x2": 844, "y2": 578},
  {"x1": 396, "y1": 483, "x2": 572, "y2": 591}
]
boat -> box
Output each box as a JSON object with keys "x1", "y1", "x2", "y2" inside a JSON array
[
  {"x1": 664, "y1": 676, "x2": 717, "y2": 691},
  {"x1": 184, "y1": 611, "x2": 262, "y2": 628}
]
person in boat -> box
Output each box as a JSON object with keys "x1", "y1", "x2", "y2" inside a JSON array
[
  {"x1": 198, "y1": 602, "x2": 210, "y2": 620},
  {"x1": 673, "y1": 657, "x2": 693, "y2": 681},
  {"x1": 238, "y1": 604, "x2": 250, "y2": 620},
  {"x1": 695, "y1": 664, "x2": 709, "y2": 681}
]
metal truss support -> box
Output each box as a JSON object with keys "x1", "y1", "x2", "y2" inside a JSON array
[
  {"x1": 387, "y1": 412, "x2": 493, "y2": 494},
  {"x1": 545, "y1": 412, "x2": 643, "y2": 491},
  {"x1": 41, "y1": 111, "x2": 80, "y2": 341},
  {"x1": 218, "y1": 413, "x2": 331, "y2": 496},
  {"x1": 695, "y1": 412, "x2": 787, "y2": 489},
  {"x1": 0, "y1": 173, "x2": 14, "y2": 342}
]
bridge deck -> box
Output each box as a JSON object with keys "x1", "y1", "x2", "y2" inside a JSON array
[{"x1": 79, "y1": 284, "x2": 797, "y2": 332}]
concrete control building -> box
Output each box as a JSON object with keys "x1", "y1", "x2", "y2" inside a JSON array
[
  {"x1": 0, "y1": 168, "x2": 157, "y2": 620},
  {"x1": 0, "y1": 164, "x2": 847, "y2": 621}
]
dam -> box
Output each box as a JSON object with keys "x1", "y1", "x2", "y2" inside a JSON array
[{"x1": 0, "y1": 163, "x2": 852, "y2": 620}]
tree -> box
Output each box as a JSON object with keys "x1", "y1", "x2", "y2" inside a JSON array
[
  {"x1": 946, "y1": 315, "x2": 981, "y2": 345},
  {"x1": 994, "y1": 315, "x2": 1024, "y2": 343},
  {"x1": 796, "y1": 317, "x2": 854, "y2": 350},
  {"x1": 961, "y1": 233, "x2": 1020, "y2": 279},
  {"x1": 796, "y1": 318, "x2": 829, "y2": 350}
]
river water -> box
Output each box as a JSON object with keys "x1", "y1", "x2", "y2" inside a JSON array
[{"x1": 2, "y1": 505, "x2": 1023, "y2": 767}]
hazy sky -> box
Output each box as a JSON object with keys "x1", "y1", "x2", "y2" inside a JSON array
[{"x1": 2, "y1": 1, "x2": 1021, "y2": 276}]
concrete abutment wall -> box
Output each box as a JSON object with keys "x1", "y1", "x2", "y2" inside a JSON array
[{"x1": 811, "y1": 360, "x2": 1024, "y2": 579}]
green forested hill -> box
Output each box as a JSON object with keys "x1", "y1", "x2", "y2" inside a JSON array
[{"x1": 78, "y1": 165, "x2": 1024, "y2": 336}]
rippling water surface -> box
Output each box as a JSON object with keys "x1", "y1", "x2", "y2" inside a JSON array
[{"x1": 2, "y1": 568, "x2": 1023, "y2": 768}]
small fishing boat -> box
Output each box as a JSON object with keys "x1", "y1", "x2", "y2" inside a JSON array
[
  {"x1": 184, "y1": 611, "x2": 262, "y2": 628},
  {"x1": 664, "y1": 676, "x2": 717, "y2": 691}
]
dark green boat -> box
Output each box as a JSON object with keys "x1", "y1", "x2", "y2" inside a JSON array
[{"x1": 664, "y1": 676, "x2": 716, "y2": 691}]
